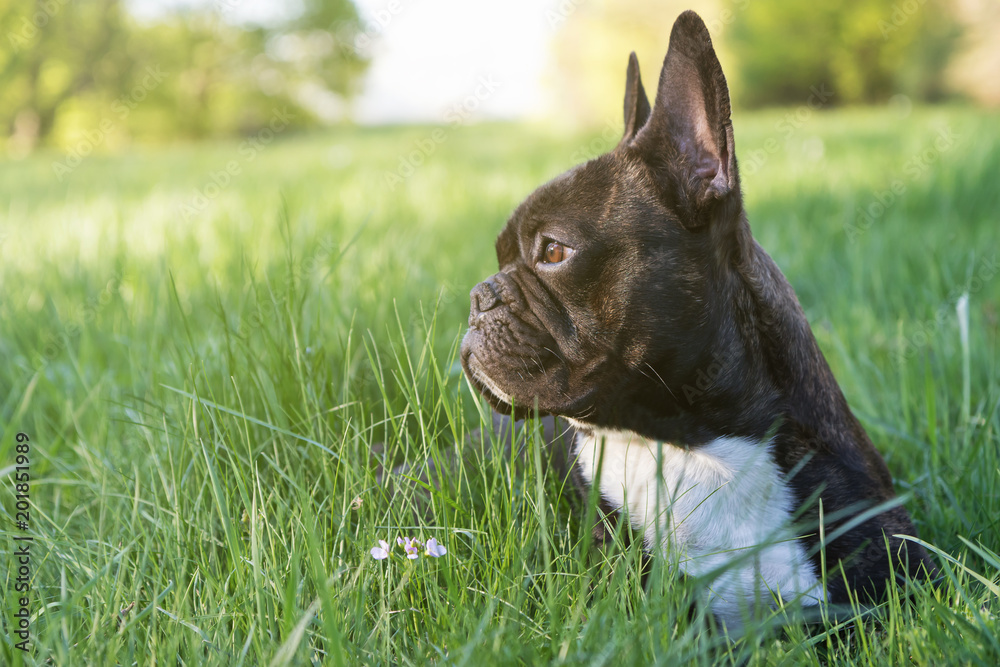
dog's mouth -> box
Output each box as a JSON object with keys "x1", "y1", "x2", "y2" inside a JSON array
[
  {"x1": 462, "y1": 344, "x2": 557, "y2": 420},
  {"x1": 462, "y1": 350, "x2": 609, "y2": 425},
  {"x1": 467, "y1": 357, "x2": 509, "y2": 402},
  {"x1": 461, "y1": 307, "x2": 599, "y2": 421},
  {"x1": 463, "y1": 350, "x2": 515, "y2": 415}
]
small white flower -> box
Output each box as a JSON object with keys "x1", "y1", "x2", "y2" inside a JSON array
[
  {"x1": 376, "y1": 535, "x2": 447, "y2": 561},
  {"x1": 398, "y1": 536, "x2": 421, "y2": 559},
  {"x1": 370, "y1": 540, "x2": 390, "y2": 560},
  {"x1": 424, "y1": 538, "x2": 447, "y2": 558}
]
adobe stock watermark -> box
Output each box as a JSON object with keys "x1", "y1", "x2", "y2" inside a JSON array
[
  {"x1": 331, "y1": 0, "x2": 408, "y2": 56},
  {"x1": 844, "y1": 125, "x2": 958, "y2": 244},
  {"x1": 741, "y1": 83, "x2": 835, "y2": 177},
  {"x1": 351, "y1": 280, "x2": 465, "y2": 395},
  {"x1": 879, "y1": 0, "x2": 931, "y2": 39},
  {"x1": 404, "y1": 280, "x2": 462, "y2": 334},
  {"x1": 894, "y1": 255, "x2": 999, "y2": 367},
  {"x1": 38, "y1": 269, "x2": 128, "y2": 365},
  {"x1": 680, "y1": 351, "x2": 729, "y2": 406},
  {"x1": 548, "y1": 0, "x2": 754, "y2": 37},
  {"x1": 545, "y1": 0, "x2": 586, "y2": 30},
  {"x1": 6, "y1": 0, "x2": 71, "y2": 52},
  {"x1": 382, "y1": 76, "x2": 501, "y2": 191},
  {"x1": 178, "y1": 107, "x2": 294, "y2": 220},
  {"x1": 703, "y1": 0, "x2": 753, "y2": 35},
  {"x1": 571, "y1": 84, "x2": 834, "y2": 174},
  {"x1": 236, "y1": 233, "x2": 339, "y2": 336},
  {"x1": 569, "y1": 117, "x2": 621, "y2": 164},
  {"x1": 51, "y1": 66, "x2": 168, "y2": 181}
]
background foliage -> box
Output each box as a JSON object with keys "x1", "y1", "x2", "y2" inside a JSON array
[
  {"x1": 550, "y1": 0, "x2": 996, "y2": 126},
  {"x1": 727, "y1": 0, "x2": 961, "y2": 106},
  {"x1": 0, "y1": 0, "x2": 366, "y2": 153},
  {"x1": 3, "y1": 0, "x2": 999, "y2": 151}
]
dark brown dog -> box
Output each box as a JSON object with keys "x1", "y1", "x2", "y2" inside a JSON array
[{"x1": 461, "y1": 10, "x2": 934, "y2": 631}]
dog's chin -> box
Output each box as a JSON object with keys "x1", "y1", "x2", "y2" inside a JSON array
[
  {"x1": 477, "y1": 389, "x2": 552, "y2": 422},
  {"x1": 463, "y1": 354, "x2": 553, "y2": 420}
]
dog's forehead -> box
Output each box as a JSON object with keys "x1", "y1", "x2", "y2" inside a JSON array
[
  {"x1": 495, "y1": 154, "x2": 648, "y2": 264},
  {"x1": 524, "y1": 156, "x2": 629, "y2": 218}
]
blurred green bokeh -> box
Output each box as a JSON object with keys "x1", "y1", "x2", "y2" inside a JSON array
[
  {"x1": 550, "y1": 0, "x2": 998, "y2": 126},
  {"x1": 1, "y1": 0, "x2": 998, "y2": 153},
  {"x1": 0, "y1": 0, "x2": 367, "y2": 153}
]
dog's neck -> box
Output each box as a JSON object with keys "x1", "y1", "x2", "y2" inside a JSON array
[
  {"x1": 737, "y1": 237, "x2": 846, "y2": 414},
  {"x1": 730, "y1": 228, "x2": 889, "y2": 478}
]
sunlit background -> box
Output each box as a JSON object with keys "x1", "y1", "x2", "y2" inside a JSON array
[{"x1": 2, "y1": 0, "x2": 998, "y2": 156}]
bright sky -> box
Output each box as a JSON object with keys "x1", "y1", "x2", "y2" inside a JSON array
[
  {"x1": 129, "y1": 0, "x2": 564, "y2": 124},
  {"x1": 351, "y1": 0, "x2": 558, "y2": 124}
]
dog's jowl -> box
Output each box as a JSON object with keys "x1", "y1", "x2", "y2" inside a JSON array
[{"x1": 461, "y1": 10, "x2": 934, "y2": 631}]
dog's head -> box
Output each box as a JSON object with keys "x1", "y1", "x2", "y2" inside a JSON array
[{"x1": 461, "y1": 11, "x2": 748, "y2": 436}]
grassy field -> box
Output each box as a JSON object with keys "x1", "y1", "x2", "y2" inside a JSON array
[{"x1": 1, "y1": 105, "x2": 999, "y2": 665}]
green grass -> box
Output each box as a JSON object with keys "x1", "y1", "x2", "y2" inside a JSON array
[{"x1": 1, "y1": 105, "x2": 999, "y2": 665}]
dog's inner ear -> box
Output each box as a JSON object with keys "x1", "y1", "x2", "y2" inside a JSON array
[
  {"x1": 620, "y1": 52, "x2": 651, "y2": 145},
  {"x1": 635, "y1": 11, "x2": 737, "y2": 219}
]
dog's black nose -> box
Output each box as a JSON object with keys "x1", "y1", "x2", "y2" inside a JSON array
[{"x1": 470, "y1": 280, "x2": 500, "y2": 315}]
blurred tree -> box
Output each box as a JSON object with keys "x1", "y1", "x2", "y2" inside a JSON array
[
  {"x1": 728, "y1": 0, "x2": 962, "y2": 106},
  {"x1": 0, "y1": 0, "x2": 368, "y2": 153},
  {"x1": 1, "y1": 0, "x2": 132, "y2": 152},
  {"x1": 947, "y1": 0, "x2": 1000, "y2": 107},
  {"x1": 547, "y1": 0, "x2": 717, "y2": 129},
  {"x1": 549, "y1": 0, "x2": 968, "y2": 125}
]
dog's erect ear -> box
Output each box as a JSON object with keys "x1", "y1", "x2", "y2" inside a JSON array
[
  {"x1": 634, "y1": 11, "x2": 737, "y2": 222},
  {"x1": 620, "y1": 52, "x2": 651, "y2": 145}
]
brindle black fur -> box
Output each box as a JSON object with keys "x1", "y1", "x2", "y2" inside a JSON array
[{"x1": 462, "y1": 11, "x2": 936, "y2": 606}]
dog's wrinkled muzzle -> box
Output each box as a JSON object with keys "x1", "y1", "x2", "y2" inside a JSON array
[{"x1": 468, "y1": 278, "x2": 501, "y2": 328}]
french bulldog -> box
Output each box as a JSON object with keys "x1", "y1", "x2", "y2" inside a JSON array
[{"x1": 460, "y1": 10, "x2": 935, "y2": 631}]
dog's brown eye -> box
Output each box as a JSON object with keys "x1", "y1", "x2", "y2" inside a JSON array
[{"x1": 544, "y1": 241, "x2": 566, "y2": 264}]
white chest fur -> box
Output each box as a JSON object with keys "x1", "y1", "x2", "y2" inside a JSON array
[{"x1": 573, "y1": 427, "x2": 824, "y2": 630}]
